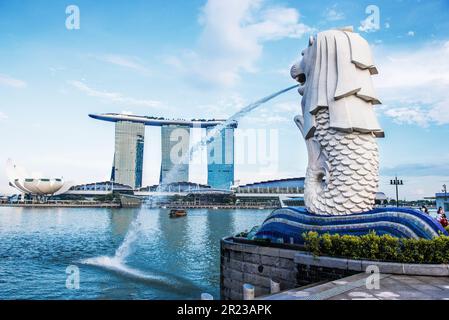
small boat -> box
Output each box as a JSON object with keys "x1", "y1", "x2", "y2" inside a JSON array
[{"x1": 169, "y1": 209, "x2": 187, "y2": 218}]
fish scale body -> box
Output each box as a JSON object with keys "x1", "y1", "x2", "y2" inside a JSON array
[{"x1": 304, "y1": 109, "x2": 379, "y2": 215}]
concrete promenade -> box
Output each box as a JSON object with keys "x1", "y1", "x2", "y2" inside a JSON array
[
  {"x1": 0, "y1": 202, "x2": 120, "y2": 208},
  {"x1": 163, "y1": 204, "x2": 277, "y2": 209},
  {"x1": 261, "y1": 273, "x2": 449, "y2": 300}
]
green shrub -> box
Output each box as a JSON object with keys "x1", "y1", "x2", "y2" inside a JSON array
[
  {"x1": 377, "y1": 234, "x2": 401, "y2": 261},
  {"x1": 302, "y1": 231, "x2": 449, "y2": 264},
  {"x1": 303, "y1": 231, "x2": 320, "y2": 256}
]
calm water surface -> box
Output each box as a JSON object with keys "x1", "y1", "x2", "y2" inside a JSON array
[{"x1": 0, "y1": 207, "x2": 270, "y2": 300}]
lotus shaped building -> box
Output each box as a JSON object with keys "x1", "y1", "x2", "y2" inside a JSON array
[
  {"x1": 11, "y1": 178, "x2": 65, "y2": 196},
  {"x1": 6, "y1": 159, "x2": 68, "y2": 196}
]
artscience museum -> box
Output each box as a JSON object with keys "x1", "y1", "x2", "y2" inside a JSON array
[
  {"x1": 10, "y1": 178, "x2": 66, "y2": 196},
  {"x1": 5, "y1": 160, "x2": 69, "y2": 196}
]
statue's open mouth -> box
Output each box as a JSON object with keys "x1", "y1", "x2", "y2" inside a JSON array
[
  {"x1": 296, "y1": 73, "x2": 306, "y2": 85},
  {"x1": 296, "y1": 73, "x2": 306, "y2": 96}
]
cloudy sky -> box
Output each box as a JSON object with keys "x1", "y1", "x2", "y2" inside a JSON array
[{"x1": 0, "y1": 0, "x2": 448, "y2": 200}]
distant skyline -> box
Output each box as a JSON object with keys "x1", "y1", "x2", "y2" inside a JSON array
[{"x1": 1, "y1": 0, "x2": 448, "y2": 200}]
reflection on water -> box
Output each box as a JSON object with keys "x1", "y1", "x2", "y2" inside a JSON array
[
  {"x1": 0, "y1": 207, "x2": 269, "y2": 300},
  {"x1": 108, "y1": 209, "x2": 139, "y2": 237}
]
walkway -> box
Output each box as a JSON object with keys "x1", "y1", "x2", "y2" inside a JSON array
[{"x1": 261, "y1": 273, "x2": 449, "y2": 300}]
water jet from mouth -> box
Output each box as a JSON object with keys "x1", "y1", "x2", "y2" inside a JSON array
[{"x1": 85, "y1": 84, "x2": 299, "y2": 286}]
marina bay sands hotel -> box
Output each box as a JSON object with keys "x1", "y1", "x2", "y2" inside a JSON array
[{"x1": 89, "y1": 113, "x2": 238, "y2": 190}]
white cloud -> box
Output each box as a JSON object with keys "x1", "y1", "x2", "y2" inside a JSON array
[
  {"x1": 246, "y1": 114, "x2": 290, "y2": 124},
  {"x1": 98, "y1": 54, "x2": 150, "y2": 74},
  {"x1": 273, "y1": 101, "x2": 298, "y2": 113},
  {"x1": 375, "y1": 40, "x2": 449, "y2": 126},
  {"x1": 0, "y1": 74, "x2": 27, "y2": 88},
  {"x1": 385, "y1": 22, "x2": 390, "y2": 29},
  {"x1": 68, "y1": 80, "x2": 161, "y2": 108},
  {"x1": 168, "y1": 0, "x2": 313, "y2": 87},
  {"x1": 198, "y1": 98, "x2": 299, "y2": 125},
  {"x1": 244, "y1": 105, "x2": 295, "y2": 125},
  {"x1": 324, "y1": 5, "x2": 345, "y2": 21},
  {"x1": 383, "y1": 107, "x2": 429, "y2": 127},
  {"x1": 196, "y1": 94, "x2": 246, "y2": 118},
  {"x1": 0, "y1": 112, "x2": 8, "y2": 120},
  {"x1": 407, "y1": 31, "x2": 415, "y2": 37}
]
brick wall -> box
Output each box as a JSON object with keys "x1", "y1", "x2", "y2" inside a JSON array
[
  {"x1": 220, "y1": 238, "x2": 357, "y2": 300},
  {"x1": 221, "y1": 239, "x2": 298, "y2": 300}
]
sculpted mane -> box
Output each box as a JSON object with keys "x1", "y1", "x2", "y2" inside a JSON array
[{"x1": 292, "y1": 29, "x2": 384, "y2": 140}]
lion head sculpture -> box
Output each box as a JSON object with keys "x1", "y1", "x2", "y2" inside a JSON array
[{"x1": 291, "y1": 27, "x2": 384, "y2": 140}]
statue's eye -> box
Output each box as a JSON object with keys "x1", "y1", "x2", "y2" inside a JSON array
[{"x1": 301, "y1": 51, "x2": 305, "y2": 56}]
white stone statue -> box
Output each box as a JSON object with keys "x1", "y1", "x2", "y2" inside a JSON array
[{"x1": 291, "y1": 27, "x2": 384, "y2": 215}]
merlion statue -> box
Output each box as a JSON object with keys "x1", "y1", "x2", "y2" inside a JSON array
[
  {"x1": 253, "y1": 27, "x2": 448, "y2": 240},
  {"x1": 290, "y1": 27, "x2": 384, "y2": 215}
]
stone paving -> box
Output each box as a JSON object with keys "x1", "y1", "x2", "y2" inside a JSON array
[{"x1": 261, "y1": 273, "x2": 449, "y2": 300}]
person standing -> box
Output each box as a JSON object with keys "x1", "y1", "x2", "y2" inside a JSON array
[{"x1": 437, "y1": 207, "x2": 448, "y2": 227}]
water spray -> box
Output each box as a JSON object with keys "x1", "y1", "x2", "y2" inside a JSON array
[{"x1": 84, "y1": 84, "x2": 299, "y2": 280}]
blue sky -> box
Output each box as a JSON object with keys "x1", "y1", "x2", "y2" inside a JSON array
[{"x1": 0, "y1": 0, "x2": 448, "y2": 200}]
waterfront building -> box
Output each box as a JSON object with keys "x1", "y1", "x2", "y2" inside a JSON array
[
  {"x1": 375, "y1": 192, "x2": 388, "y2": 206},
  {"x1": 233, "y1": 178, "x2": 305, "y2": 207},
  {"x1": 207, "y1": 126, "x2": 235, "y2": 189},
  {"x1": 160, "y1": 124, "x2": 190, "y2": 184},
  {"x1": 138, "y1": 181, "x2": 209, "y2": 193},
  {"x1": 436, "y1": 193, "x2": 449, "y2": 212},
  {"x1": 89, "y1": 113, "x2": 238, "y2": 188},
  {"x1": 67, "y1": 181, "x2": 133, "y2": 195},
  {"x1": 0, "y1": 195, "x2": 8, "y2": 204},
  {"x1": 49, "y1": 181, "x2": 135, "y2": 201},
  {"x1": 234, "y1": 178, "x2": 305, "y2": 194},
  {"x1": 112, "y1": 121, "x2": 145, "y2": 189},
  {"x1": 5, "y1": 159, "x2": 69, "y2": 197}
]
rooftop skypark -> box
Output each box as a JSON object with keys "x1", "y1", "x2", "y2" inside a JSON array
[{"x1": 89, "y1": 113, "x2": 238, "y2": 128}]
